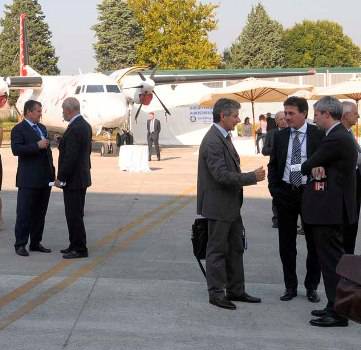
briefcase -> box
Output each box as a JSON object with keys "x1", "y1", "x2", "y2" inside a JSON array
[
  {"x1": 335, "y1": 254, "x2": 361, "y2": 323},
  {"x1": 191, "y1": 218, "x2": 208, "y2": 278}
]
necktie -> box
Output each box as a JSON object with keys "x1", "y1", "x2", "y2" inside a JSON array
[
  {"x1": 289, "y1": 130, "x2": 302, "y2": 187},
  {"x1": 32, "y1": 124, "x2": 42, "y2": 138}
]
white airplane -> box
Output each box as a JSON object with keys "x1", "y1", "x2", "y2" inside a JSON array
[{"x1": 0, "y1": 14, "x2": 315, "y2": 156}]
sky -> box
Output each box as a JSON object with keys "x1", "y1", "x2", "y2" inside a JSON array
[{"x1": 0, "y1": 0, "x2": 361, "y2": 74}]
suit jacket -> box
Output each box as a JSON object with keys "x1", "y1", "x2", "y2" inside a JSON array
[
  {"x1": 147, "y1": 119, "x2": 161, "y2": 138},
  {"x1": 268, "y1": 123, "x2": 324, "y2": 196},
  {"x1": 301, "y1": 123, "x2": 357, "y2": 225},
  {"x1": 58, "y1": 116, "x2": 92, "y2": 189},
  {"x1": 11, "y1": 120, "x2": 55, "y2": 188},
  {"x1": 197, "y1": 125, "x2": 257, "y2": 222},
  {"x1": 262, "y1": 128, "x2": 279, "y2": 156}
]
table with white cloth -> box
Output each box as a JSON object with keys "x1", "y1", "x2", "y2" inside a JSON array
[{"x1": 118, "y1": 145, "x2": 150, "y2": 172}]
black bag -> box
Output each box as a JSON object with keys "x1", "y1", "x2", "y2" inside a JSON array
[
  {"x1": 335, "y1": 255, "x2": 361, "y2": 323},
  {"x1": 191, "y1": 218, "x2": 208, "y2": 278}
]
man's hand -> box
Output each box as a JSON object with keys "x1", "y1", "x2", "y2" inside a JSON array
[
  {"x1": 311, "y1": 166, "x2": 326, "y2": 180},
  {"x1": 254, "y1": 166, "x2": 266, "y2": 182},
  {"x1": 54, "y1": 179, "x2": 62, "y2": 188},
  {"x1": 37, "y1": 139, "x2": 49, "y2": 149}
]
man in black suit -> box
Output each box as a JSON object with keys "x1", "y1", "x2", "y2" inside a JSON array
[
  {"x1": 11, "y1": 100, "x2": 54, "y2": 256},
  {"x1": 262, "y1": 111, "x2": 287, "y2": 228},
  {"x1": 147, "y1": 112, "x2": 161, "y2": 161},
  {"x1": 55, "y1": 97, "x2": 92, "y2": 259},
  {"x1": 341, "y1": 101, "x2": 361, "y2": 254},
  {"x1": 268, "y1": 96, "x2": 322, "y2": 303},
  {"x1": 197, "y1": 98, "x2": 265, "y2": 310},
  {"x1": 302, "y1": 96, "x2": 357, "y2": 327}
]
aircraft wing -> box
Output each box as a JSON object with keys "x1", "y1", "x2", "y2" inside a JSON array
[{"x1": 149, "y1": 69, "x2": 316, "y2": 85}]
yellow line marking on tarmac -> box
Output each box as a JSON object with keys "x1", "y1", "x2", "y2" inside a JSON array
[
  {"x1": 0, "y1": 195, "x2": 194, "y2": 331},
  {"x1": 0, "y1": 186, "x2": 194, "y2": 310}
]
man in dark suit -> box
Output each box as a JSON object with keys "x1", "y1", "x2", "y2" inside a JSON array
[
  {"x1": 268, "y1": 96, "x2": 322, "y2": 303},
  {"x1": 197, "y1": 98, "x2": 265, "y2": 310},
  {"x1": 147, "y1": 112, "x2": 161, "y2": 161},
  {"x1": 301, "y1": 96, "x2": 357, "y2": 327},
  {"x1": 262, "y1": 111, "x2": 287, "y2": 228},
  {"x1": 11, "y1": 100, "x2": 54, "y2": 256},
  {"x1": 55, "y1": 97, "x2": 92, "y2": 259},
  {"x1": 341, "y1": 101, "x2": 361, "y2": 254}
]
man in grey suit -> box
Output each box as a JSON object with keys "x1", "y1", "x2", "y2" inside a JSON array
[
  {"x1": 197, "y1": 98, "x2": 265, "y2": 310},
  {"x1": 147, "y1": 112, "x2": 161, "y2": 161}
]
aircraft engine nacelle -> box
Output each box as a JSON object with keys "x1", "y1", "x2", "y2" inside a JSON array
[
  {"x1": 132, "y1": 78, "x2": 155, "y2": 105},
  {"x1": 0, "y1": 78, "x2": 9, "y2": 108},
  {"x1": 6, "y1": 76, "x2": 42, "y2": 89}
]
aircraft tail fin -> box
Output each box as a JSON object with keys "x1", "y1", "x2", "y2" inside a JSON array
[{"x1": 19, "y1": 13, "x2": 30, "y2": 76}]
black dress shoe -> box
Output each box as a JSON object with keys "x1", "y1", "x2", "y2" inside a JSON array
[
  {"x1": 209, "y1": 296, "x2": 236, "y2": 310},
  {"x1": 60, "y1": 247, "x2": 71, "y2": 254},
  {"x1": 62, "y1": 250, "x2": 88, "y2": 259},
  {"x1": 310, "y1": 315, "x2": 348, "y2": 327},
  {"x1": 29, "y1": 244, "x2": 52, "y2": 253},
  {"x1": 311, "y1": 308, "x2": 328, "y2": 317},
  {"x1": 15, "y1": 246, "x2": 29, "y2": 257},
  {"x1": 280, "y1": 288, "x2": 297, "y2": 301},
  {"x1": 306, "y1": 289, "x2": 320, "y2": 303},
  {"x1": 226, "y1": 292, "x2": 261, "y2": 303}
]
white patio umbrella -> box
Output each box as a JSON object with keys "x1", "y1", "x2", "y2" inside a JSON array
[
  {"x1": 199, "y1": 77, "x2": 313, "y2": 132},
  {"x1": 311, "y1": 77, "x2": 361, "y2": 137}
]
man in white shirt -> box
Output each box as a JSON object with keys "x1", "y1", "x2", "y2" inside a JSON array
[{"x1": 268, "y1": 96, "x2": 323, "y2": 303}]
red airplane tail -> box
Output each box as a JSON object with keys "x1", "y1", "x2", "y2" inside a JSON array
[{"x1": 20, "y1": 13, "x2": 29, "y2": 77}]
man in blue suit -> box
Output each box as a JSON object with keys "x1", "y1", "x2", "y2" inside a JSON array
[{"x1": 11, "y1": 100, "x2": 55, "y2": 256}]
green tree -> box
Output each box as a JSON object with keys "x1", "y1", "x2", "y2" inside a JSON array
[
  {"x1": 128, "y1": 0, "x2": 221, "y2": 69},
  {"x1": 0, "y1": 0, "x2": 59, "y2": 77},
  {"x1": 283, "y1": 20, "x2": 361, "y2": 67},
  {"x1": 225, "y1": 3, "x2": 284, "y2": 68},
  {"x1": 93, "y1": 0, "x2": 143, "y2": 71}
]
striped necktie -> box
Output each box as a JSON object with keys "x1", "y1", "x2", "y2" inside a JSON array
[{"x1": 289, "y1": 130, "x2": 302, "y2": 187}]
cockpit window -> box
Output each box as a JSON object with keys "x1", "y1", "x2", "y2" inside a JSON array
[
  {"x1": 75, "y1": 86, "x2": 81, "y2": 94},
  {"x1": 86, "y1": 85, "x2": 104, "y2": 93},
  {"x1": 81, "y1": 85, "x2": 85, "y2": 93},
  {"x1": 106, "y1": 85, "x2": 120, "y2": 93}
]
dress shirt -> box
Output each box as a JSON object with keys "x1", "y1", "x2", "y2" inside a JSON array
[
  {"x1": 282, "y1": 122, "x2": 308, "y2": 184},
  {"x1": 68, "y1": 114, "x2": 81, "y2": 126},
  {"x1": 25, "y1": 118, "x2": 45, "y2": 139},
  {"x1": 325, "y1": 121, "x2": 340, "y2": 136},
  {"x1": 214, "y1": 123, "x2": 229, "y2": 139},
  {"x1": 150, "y1": 119, "x2": 155, "y2": 133}
]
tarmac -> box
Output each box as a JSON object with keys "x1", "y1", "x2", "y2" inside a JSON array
[{"x1": 0, "y1": 145, "x2": 359, "y2": 350}]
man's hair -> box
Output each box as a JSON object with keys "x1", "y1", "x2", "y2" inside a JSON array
[
  {"x1": 342, "y1": 101, "x2": 357, "y2": 115},
  {"x1": 283, "y1": 96, "x2": 309, "y2": 117},
  {"x1": 24, "y1": 100, "x2": 42, "y2": 116},
  {"x1": 314, "y1": 96, "x2": 343, "y2": 120},
  {"x1": 62, "y1": 97, "x2": 80, "y2": 112},
  {"x1": 213, "y1": 98, "x2": 240, "y2": 123}
]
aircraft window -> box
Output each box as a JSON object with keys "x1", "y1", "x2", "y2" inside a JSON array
[
  {"x1": 75, "y1": 86, "x2": 81, "y2": 94},
  {"x1": 86, "y1": 85, "x2": 104, "y2": 93},
  {"x1": 81, "y1": 85, "x2": 85, "y2": 93},
  {"x1": 106, "y1": 85, "x2": 120, "y2": 93}
]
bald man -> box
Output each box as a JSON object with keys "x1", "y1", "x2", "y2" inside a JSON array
[
  {"x1": 341, "y1": 101, "x2": 361, "y2": 254},
  {"x1": 56, "y1": 97, "x2": 92, "y2": 259}
]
